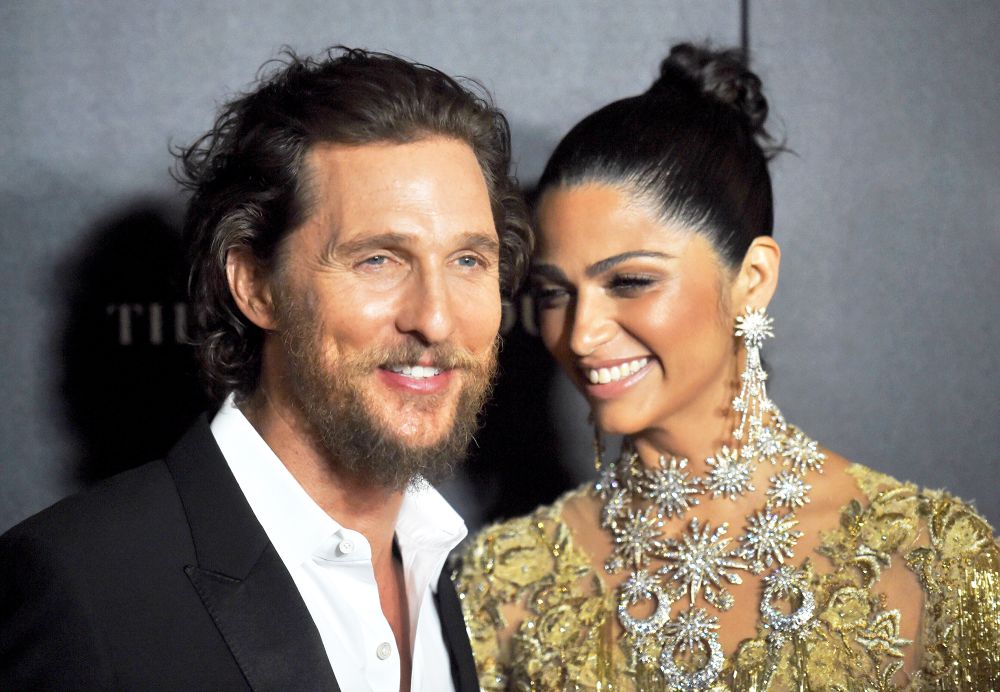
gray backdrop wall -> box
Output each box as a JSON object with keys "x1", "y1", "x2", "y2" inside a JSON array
[{"x1": 2, "y1": 1, "x2": 998, "y2": 533}]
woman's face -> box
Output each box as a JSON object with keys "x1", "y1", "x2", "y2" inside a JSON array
[{"x1": 533, "y1": 182, "x2": 740, "y2": 439}]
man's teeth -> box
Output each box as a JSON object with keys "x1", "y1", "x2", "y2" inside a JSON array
[
  {"x1": 586, "y1": 358, "x2": 649, "y2": 385},
  {"x1": 388, "y1": 365, "x2": 442, "y2": 379}
]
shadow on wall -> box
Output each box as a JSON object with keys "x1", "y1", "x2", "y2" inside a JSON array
[
  {"x1": 464, "y1": 320, "x2": 574, "y2": 524},
  {"x1": 56, "y1": 202, "x2": 211, "y2": 483}
]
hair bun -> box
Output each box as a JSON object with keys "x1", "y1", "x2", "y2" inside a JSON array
[{"x1": 652, "y1": 43, "x2": 770, "y2": 139}]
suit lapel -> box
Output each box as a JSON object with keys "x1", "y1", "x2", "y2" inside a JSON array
[
  {"x1": 434, "y1": 569, "x2": 479, "y2": 692},
  {"x1": 166, "y1": 420, "x2": 340, "y2": 692}
]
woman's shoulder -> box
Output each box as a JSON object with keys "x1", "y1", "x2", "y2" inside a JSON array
[
  {"x1": 818, "y1": 457, "x2": 1000, "y2": 688},
  {"x1": 815, "y1": 455, "x2": 998, "y2": 566},
  {"x1": 842, "y1": 459, "x2": 997, "y2": 554}
]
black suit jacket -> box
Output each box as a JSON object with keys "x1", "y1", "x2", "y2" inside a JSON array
[{"x1": 0, "y1": 418, "x2": 479, "y2": 691}]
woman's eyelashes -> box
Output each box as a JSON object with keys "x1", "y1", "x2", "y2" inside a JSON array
[
  {"x1": 606, "y1": 273, "x2": 658, "y2": 296},
  {"x1": 532, "y1": 273, "x2": 659, "y2": 309},
  {"x1": 532, "y1": 283, "x2": 570, "y2": 309}
]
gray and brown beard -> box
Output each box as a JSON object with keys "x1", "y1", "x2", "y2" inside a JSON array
[{"x1": 277, "y1": 296, "x2": 497, "y2": 492}]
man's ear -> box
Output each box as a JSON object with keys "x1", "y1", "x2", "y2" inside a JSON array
[
  {"x1": 729, "y1": 236, "x2": 781, "y2": 311},
  {"x1": 226, "y1": 247, "x2": 278, "y2": 330}
]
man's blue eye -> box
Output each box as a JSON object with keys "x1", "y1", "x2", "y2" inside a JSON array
[
  {"x1": 457, "y1": 256, "x2": 479, "y2": 267},
  {"x1": 363, "y1": 255, "x2": 388, "y2": 266}
]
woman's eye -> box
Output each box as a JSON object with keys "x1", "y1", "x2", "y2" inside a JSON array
[
  {"x1": 607, "y1": 274, "x2": 656, "y2": 295},
  {"x1": 532, "y1": 285, "x2": 570, "y2": 309}
]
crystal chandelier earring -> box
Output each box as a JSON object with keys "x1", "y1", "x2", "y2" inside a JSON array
[
  {"x1": 590, "y1": 412, "x2": 604, "y2": 472},
  {"x1": 592, "y1": 413, "x2": 620, "y2": 512},
  {"x1": 733, "y1": 306, "x2": 780, "y2": 462}
]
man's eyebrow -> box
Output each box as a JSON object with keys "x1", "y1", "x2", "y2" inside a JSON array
[
  {"x1": 585, "y1": 251, "x2": 672, "y2": 277},
  {"x1": 462, "y1": 232, "x2": 501, "y2": 256},
  {"x1": 330, "y1": 231, "x2": 500, "y2": 258},
  {"x1": 331, "y1": 232, "x2": 411, "y2": 258}
]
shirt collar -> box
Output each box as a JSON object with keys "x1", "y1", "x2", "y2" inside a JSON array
[{"x1": 210, "y1": 394, "x2": 467, "y2": 584}]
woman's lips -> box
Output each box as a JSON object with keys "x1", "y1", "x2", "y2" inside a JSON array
[{"x1": 579, "y1": 357, "x2": 653, "y2": 400}]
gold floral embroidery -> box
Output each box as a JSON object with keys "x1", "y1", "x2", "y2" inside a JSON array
[{"x1": 456, "y1": 464, "x2": 1000, "y2": 690}]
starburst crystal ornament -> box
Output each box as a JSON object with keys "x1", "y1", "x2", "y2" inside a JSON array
[
  {"x1": 760, "y1": 565, "x2": 816, "y2": 634},
  {"x1": 594, "y1": 458, "x2": 619, "y2": 498},
  {"x1": 660, "y1": 608, "x2": 724, "y2": 691},
  {"x1": 601, "y1": 487, "x2": 629, "y2": 527},
  {"x1": 610, "y1": 506, "x2": 664, "y2": 570},
  {"x1": 662, "y1": 518, "x2": 746, "y2": 605},
  {"x1": 667, "y1": 606, "x2": 720, "y2": 653},
  {"x1": 704, "y1": 446, "x2": 755, "y2": 499},
  {"x1": 767, "y1": 470, "x2": 811, "y2": 510},
  {"x1": 782, "y1": 428, "x2": 826, "y2": 474},
  {"x1": 734, "y1": 306, "x2": 775, "y2": 348},
  {"x1": 754, "y1": 425, "x2": 784, "y2": 463},
  {"x1": 741, "y1": 510, "x2": 803, "y2": 573},
  {"x1": 644, "y1": 456, "x2": 702, "y2": 517},
  {"x1": 617, "y1": 569, "x2": 673, "y2": 637}
]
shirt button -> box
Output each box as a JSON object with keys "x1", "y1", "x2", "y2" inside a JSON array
[
  {"x1": 376, "y1": 642, "x2": 392, "y2": 660},
  {"x1": 338, "y1": 539, "x2": 354, "y2": 555}
]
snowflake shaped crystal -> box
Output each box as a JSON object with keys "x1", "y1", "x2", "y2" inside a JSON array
[
  {"x1": 782, "y1": 430, "x2": 826, "y2": 474},
  {"x1": 753, "y1": 425, "x2": 784, "y2": 463},
  {"x1": 661, "y1": 518, "x2": 746, "y2": 605},
  {"x1": 643, "y1": 456, "x2": 702, "y2": 518},
  {"x1": 766, "y1": 471, "x2": 811, "y2": 510},
  {"x1": 611, "y1": 506, "x2": 664, "y2": 569},
  {"x1": 704, "y1": 446, "x2": 755, "y2": 500},
  {"x1": 660, "y1": 608, "x2": 725, "y2": 691},
  {"x1": 734, "y1": 306, "x2": 774, "y2": 348},
  {"x1": 594, "y1": 459, "x2": 620, "y2": 499},
  {"x1": 619, "y1": 568, "x2": 660, "y2": 604},
  {"x1": 760, "y1": 565, "x2": 815, "y2": 634},
  {"x1": 761, "y1": 564, "x2": 807, "y2": 598},
  {"x1": 666, "y1": 606, "x2": 720, "y2": 653},
  {"x1": 601, "y1": 488, "x2": 630, "y2": 528},
  {"x1": 741, "y1": 510, "x2": 803, "y2": 573}
]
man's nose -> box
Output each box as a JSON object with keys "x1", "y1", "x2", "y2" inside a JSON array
[{"x1": 395, "y1": 267, "x2": 456, "y2": 345}]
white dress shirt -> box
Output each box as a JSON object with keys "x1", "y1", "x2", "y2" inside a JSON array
[{"x1": 210, "y1": 395, "x2": 467, "y2": 692}]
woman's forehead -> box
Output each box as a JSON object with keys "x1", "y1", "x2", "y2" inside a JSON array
[{"x1": 536, "y1": 183, "x2": 703, "y2": 260}]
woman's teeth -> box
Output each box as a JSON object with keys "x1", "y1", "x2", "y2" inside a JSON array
[
  {"x1": 388, "y1": 364, "x2": 442, "y2": 379},
  {"x1": 585, "y1": 358, "x2": 649, "y2": 385}
]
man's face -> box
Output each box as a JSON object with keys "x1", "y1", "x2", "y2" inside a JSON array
[{"x1": 267, "y1": 136, "x2": 501, "y2": 488}]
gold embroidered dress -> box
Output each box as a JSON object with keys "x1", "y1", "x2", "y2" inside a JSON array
[{"x1": 456, "y1": 464, "x2": 1000, "y2": 690}]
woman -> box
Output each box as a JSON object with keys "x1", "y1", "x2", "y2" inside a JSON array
[{"x1": 456, "y1": 44, "x2": 1000, "y2": 690}]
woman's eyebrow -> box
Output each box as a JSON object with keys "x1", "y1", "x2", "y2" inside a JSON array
[
  {"x1": 530, "y1": 263, "x2": 569, "y2": 283},
  {"x1": 585, "y1": 251, "x2": 673, "y2": 277}
]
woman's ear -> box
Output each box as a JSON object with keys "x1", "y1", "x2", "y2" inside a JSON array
[
  {"x1": 730, "y1": 236, "x2": 781, "y2": 311},
  {"x1": 226, "y1": 247, "x2": 278, "y2": 330}
]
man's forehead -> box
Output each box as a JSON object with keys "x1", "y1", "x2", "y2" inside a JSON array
[{"x1": 295, "y1": 137, "x2": 497, "y2": 250}]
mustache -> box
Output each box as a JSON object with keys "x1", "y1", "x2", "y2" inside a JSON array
[{"x1": 350, "y1": 339, "x2": 497, "y2": 373}]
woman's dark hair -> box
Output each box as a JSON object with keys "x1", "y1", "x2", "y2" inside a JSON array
[
  {"x1": 175, "y1": 46, "x2": 533, "y2": 401},
  {"x1": 536, "y1": 43, "x2": 778, "y2": 267}
]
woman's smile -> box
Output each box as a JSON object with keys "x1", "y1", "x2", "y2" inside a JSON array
[{"x1": 578, "y1": 356, "x2": 653, "y2": 399}]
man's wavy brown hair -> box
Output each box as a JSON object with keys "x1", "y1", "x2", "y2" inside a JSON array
[{"x1": 174, "y1": 47, "x2": 532, "y2": 401}]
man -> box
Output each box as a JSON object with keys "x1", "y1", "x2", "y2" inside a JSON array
[{"x1": 0, "y1": 47, "x2": 531, "y2": 690}]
